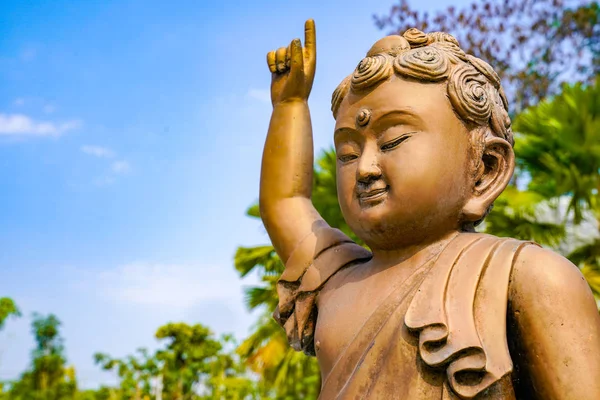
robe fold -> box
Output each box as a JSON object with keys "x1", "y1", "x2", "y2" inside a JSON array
[{"x1": 274, "y1": 229, "x2": 539, "y2": 399}]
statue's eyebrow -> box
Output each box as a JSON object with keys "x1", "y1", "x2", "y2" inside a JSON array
[
  {"x1": 333, "y1": 126, "x2": 357, "y2": 142},
  {"x1": 371, "y1": 109, "x2": 423, "y2": 134}
]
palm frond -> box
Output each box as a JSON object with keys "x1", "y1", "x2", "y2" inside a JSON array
[{"x1": 234, "y1": 245, "x2": 283, "y2": 277}]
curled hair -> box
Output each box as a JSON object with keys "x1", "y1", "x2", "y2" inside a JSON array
[
  {"x1": 403, "y1": 28, "x2": 430, "y2": 47},
  {"x1": 427, "y1": 31, "x2": 460, "y2": 46},
  {"x1": 429, "y1": 41, "x2": 468, "y2": 64},
  {"x1": 394, "y1": 47, "x2": 449, "y2": 82},
  {"x1": 331, "y1": 29, "x2": 513, "y2": 146},
  {"x1": 426, "y1": 32, "x2": 467, "y2": 65},
  {"x1": 467, "y1": 55, "x2": 501, "y2": 89},
  {"x1": 351, "y1": 54, "x2": 394, "y2": 92},
  {"x1": 331, "y1": 74, "x2": 351, "y2": 119},
  {"x1": 448, "y1": 64, "x2": 493, "y2": 126},
  {"x1": 490, "y1": 88, "x2": 514, "y2": 145}
]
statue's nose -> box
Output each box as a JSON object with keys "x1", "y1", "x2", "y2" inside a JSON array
[{"x1": 357, "y1": 152, "x2": 382, "y2": 184}]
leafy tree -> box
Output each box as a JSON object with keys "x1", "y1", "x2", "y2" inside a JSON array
[
  {"x1": 75, "y1": 387, "x2": 115, "y2": 400},
  {"x1": 94, "y1": 349, "x2": 157, "y2": 400},
  {"x1": 5, "y1": 313, "x2": 78, "y2": 400},
  {"x1": 511, "y1": 78, "x2": 600, "y2": 297},
  {"x1": 514, "y1": 79, "x2": 600, "y2": 223},
  {"x1": 374, "y1": 0, "x2": 600, "y2": 112},
  {"x1": 154, "y1": 322, "x2": 223, "y2": 400},
  {"x1": 200, "y1": 334, "x2": 258, "y2": 400},
  {"x1": 93, "y1": 323, "x2": 257, "y2": 400},
  {"x1": 0, "y1": 298, "x2": 20, "y2": 330},
  {"x1": 483, "y1": 186, "x2": 566, "y2": 246}
]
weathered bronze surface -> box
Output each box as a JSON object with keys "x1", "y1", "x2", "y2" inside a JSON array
[{"x1": 259, "y1": 20, "x2": 600, "y2": 399}]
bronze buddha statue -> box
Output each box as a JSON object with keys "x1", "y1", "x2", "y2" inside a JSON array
[{"x1": 259, "y1": 20, "x2": 600, "y2": 399}]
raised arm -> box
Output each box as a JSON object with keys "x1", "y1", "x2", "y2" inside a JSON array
[{"x1": 260, "y1": 20, "x2": 329, "y2": 263}]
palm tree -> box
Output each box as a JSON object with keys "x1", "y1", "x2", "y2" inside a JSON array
[
  {"x1": 235, "y1": 148, "x2": 352, "y2": 399},
  {"x1": 510, "y1": 77, "x2": 600, "y2": 299},
  {"x1": 483, "y1": 186, "x2": 566, "y2": 246}
]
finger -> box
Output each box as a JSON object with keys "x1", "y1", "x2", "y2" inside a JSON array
[
  {"x1": 266, "y1": 51, "x2": 277, "y2": 73},
  {"x1": 286, "y1": 42, "x2": 293, "y2": 69},
  {"x1": 289, "y1": 38, "x2": 305, "y2": 81},
  {"x1": 275, "y1": 47, "x2": 288, "y2": 73},
  {"x1": 304, "y1": 19, "x2": 316, "y2": 60}
]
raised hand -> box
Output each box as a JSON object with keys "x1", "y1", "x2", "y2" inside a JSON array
[{"x1": 267, "y1": 19, "x2": 316, "y2": 106}]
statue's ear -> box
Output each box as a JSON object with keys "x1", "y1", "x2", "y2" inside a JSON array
[{"x1": 462, "y1": 135, "x2": 515, "y2": 223}]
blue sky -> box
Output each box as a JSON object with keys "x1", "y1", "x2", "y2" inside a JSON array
[{"x1": 0, "y1": 0, "x2": 471, "y2": 388}]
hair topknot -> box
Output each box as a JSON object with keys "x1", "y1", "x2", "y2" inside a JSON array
[{"x1": 331, "y1": 28, "x2": 513, "y2": 146}]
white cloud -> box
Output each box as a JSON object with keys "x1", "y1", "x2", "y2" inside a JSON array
[
  {"x1": 82, "y1": 148, "x2": 131, "y2": 186},
  {"x1": 81, "y1": 145, "x2": 115, "y2": 158},
  {"x1": 87, "y1": 262, "x2": 241, "y2": 309},
  {"x1": 0, "y1": 113, "x2": 81, "y2": 137},
  {"x1": 247, "y1": 88, "x2": 270, "y2": 103},
  {"x1": 111, "y1": 160, "x2": 130, "y2": 174}
]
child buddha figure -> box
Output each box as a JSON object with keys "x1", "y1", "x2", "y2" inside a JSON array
[{"x1": 259, "y1": 20, "x2": 600, "y2": 399}]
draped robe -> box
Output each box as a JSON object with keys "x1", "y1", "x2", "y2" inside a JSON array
[{"x1": 273, "y1": 227, "x2": 538, "y2": 399}]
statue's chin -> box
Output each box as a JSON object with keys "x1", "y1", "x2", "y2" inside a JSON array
[{"x1": 348, "y1": 208, "x2": 462, "y2": 252}]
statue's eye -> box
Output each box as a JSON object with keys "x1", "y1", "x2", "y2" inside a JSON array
[
  {"x1": 380, "y1": 134, "x2": 413, "y2": 151},
  {"x1": 338, "y1": 153, "x2": 358, "y2": 163}
]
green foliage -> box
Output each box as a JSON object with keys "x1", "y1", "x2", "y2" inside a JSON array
[
  {"x1": 200, "y1": 335, "x2": 259, "y2": 400},
  {"x1": 0, "y1": 298, "x2": 20, "y2": 330},
  {"x1": 234, "y1": 246, "x2": 282, "y2": 278},
  {"x1": 514, "y1": 79, "x2": 600, "y2": 222},
  {"x1": 312, "y1": 148, "x2": 363, "y2": 244},
  {"x1": 93, "y1": 323, "x2": 258, "y2": 400},
  {"x1": 4, "y1": 314, "x2": 78, "y2": 400},
  {"x1": 94, "y1": 349, "x2": 156, "y2": 400},
  {"x1": 155, "y1": 322, "x2": 224, "y2": 399},
  {"x1": 569, "y1": 237, "x2": 600, "y2": 297},
  {"x1": 74, "y1": 387, "x2": 115, "y2": 400},
  {"x1": 484, "y1": 187, "x2": 566, "y2": 246},
  {"x1": 486, "y1": 78, "x2": 600, "y2": 301}
]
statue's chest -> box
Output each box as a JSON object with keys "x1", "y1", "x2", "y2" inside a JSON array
[{"x1": 314, "y1": 262, "x2": 420, "y2": 375}]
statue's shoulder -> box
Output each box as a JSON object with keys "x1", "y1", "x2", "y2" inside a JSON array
[
  {"x1": 508, "y1": 244, "x2": 593, "y2": 313},
  {"x1": 279, "y1": 225, "x2": 371, "y2": 286},
  {"x1": 274, "y1": 225, "x2": 371, "y2": 355}
]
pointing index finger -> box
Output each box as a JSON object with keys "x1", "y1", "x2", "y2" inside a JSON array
[{"x1": 304, "y1": 19, "x2": 316, "y2": 58}]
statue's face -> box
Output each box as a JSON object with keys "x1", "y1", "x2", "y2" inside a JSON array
[{"x1": 334, "y1": 75, "x2": 475, "y2": 250}]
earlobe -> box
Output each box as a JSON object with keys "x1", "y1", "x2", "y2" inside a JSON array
[{"x1": 462, "y1": 135, "x2": 515, "y2": 222}]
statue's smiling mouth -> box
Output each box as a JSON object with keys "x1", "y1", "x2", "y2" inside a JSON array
[{"x1": 358, "y1": 186, "x2": 389, "y2": 204}]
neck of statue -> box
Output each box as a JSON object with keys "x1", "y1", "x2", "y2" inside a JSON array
[{"x1": 368, "y1": 230, "x2": 461, "y2": 271}]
